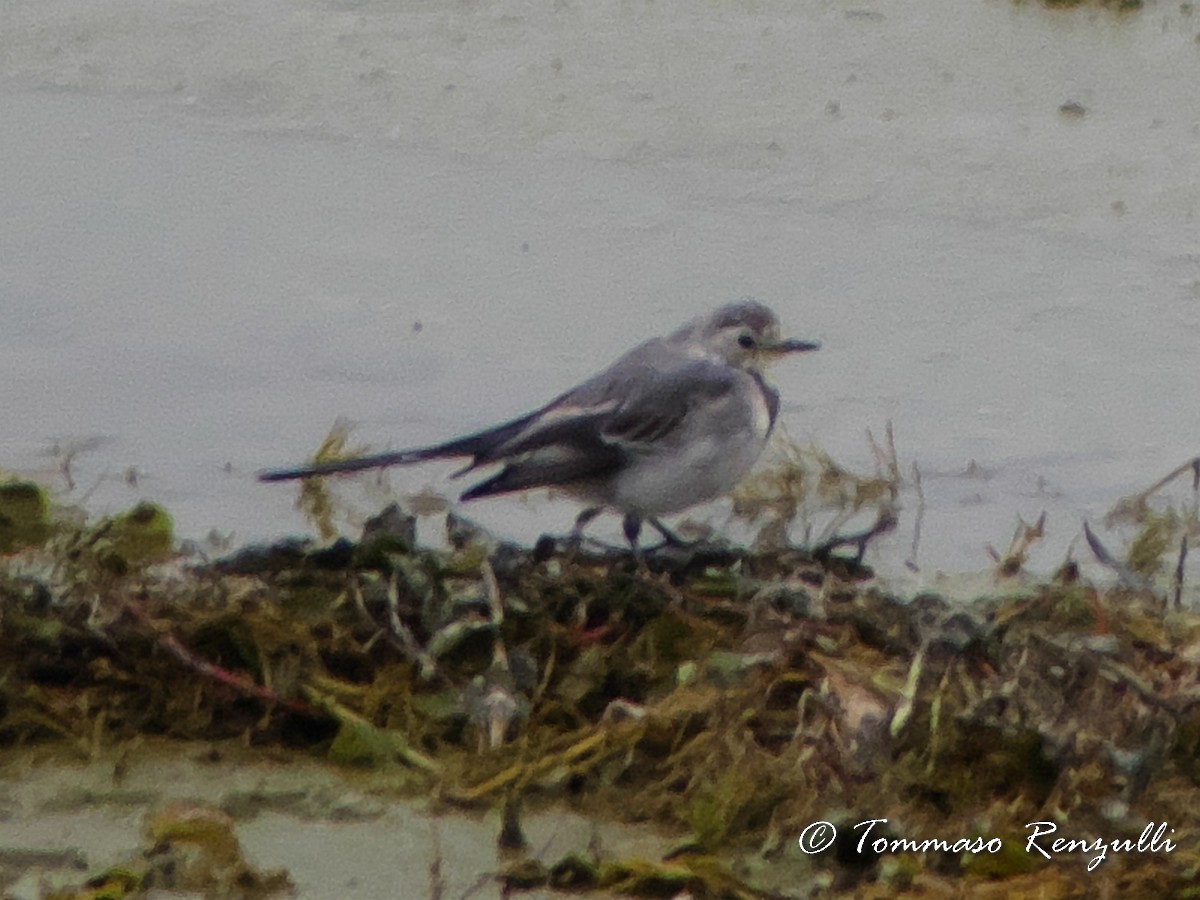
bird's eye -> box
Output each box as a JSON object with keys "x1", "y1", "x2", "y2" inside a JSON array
[{"x1": 737, "y1": 334, "x2": 756, "y2": 349}]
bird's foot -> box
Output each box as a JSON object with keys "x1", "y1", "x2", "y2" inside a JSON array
[
  {"x1": 534, "y1": 507, "x2": 616, "y2": 561},
  {"x1": 640, "y1": 537, "x2": 743, "y2": 577},
  {"x1": 534, "y1": 531, "x2": 625, "y2": 564},
  {"x1": 646, "y1": 517, "x2": 688, "y2": 547},
  {"x1": 811, "y1": 511, "x2": 897, "y2": 567}
]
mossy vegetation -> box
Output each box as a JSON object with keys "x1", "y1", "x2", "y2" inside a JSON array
[
  {"x1": 1, "y1": 453, "x2": 1199, "y2": 898},
  {"x1": 0, "y1": 480, "x2": 53, "y2": 552}
]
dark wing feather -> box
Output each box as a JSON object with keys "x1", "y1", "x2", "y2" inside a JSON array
[
  {"x1": 458, "y1": 410, "x2": 626, "y2": 500},
  {"x1": 457, "y1": 359, "x2": 739, "y2": 501},
  {"x1": 599, "y1": 360, "x2": 738, "y2": 450},
  {"x1": 459, "y1": 446, "x2": 623, "y2": 500}
]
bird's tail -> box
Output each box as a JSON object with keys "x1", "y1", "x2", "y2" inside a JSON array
[
  {"x1": 258, "y1": 406, "x2": 548, "y2": 483},
  {"x1": 257, "y1": 448, "x2": 436, "y2": 482}
]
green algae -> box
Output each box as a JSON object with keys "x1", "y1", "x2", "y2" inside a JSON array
[
  {"x1": 1127, "y1": 511, "x2": 1179, "y2": 579},
  {"x1": 72, "y1": 501, "x2": 174, "y2": 576},
  {"x1": 0, "y1": 480, "x2": 53, "y2": 553}
]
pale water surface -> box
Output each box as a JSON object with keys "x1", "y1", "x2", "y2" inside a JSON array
[
  {"x1": 2, "y1": 0, "x2": 1199, "y2": 590},
  {"x1": 0, "y1": 742, "x2": 675, "y2": 899}
]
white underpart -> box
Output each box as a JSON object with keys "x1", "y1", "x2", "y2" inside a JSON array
[
  {"x1": 609, "y1": 386, "x2": 770, "y2": 517},
  {"x1": 747, "y1": 379, "x2": 772, "y2": 442}
]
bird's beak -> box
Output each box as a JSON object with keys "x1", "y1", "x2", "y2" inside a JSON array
[{"x1": 764, "y1": 337, "x2": 821, "y2": 355}]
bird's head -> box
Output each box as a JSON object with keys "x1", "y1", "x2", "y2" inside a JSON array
[{"x1": 678, "y1": 299, "x2": 820, "y2": 372}]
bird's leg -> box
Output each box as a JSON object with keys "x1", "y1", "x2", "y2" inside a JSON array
[
  {"x1": 622, "y1": 514, "x2": 645, "y2": 564},
  {"x1": 547, "y1": 504, "x2": 609, "y2": 561},
  {"x1": 647, "y1": 517, "x2": 686, "y2": 547},
  {"x1": 569, "y1": 506, "x2": 603, "y2": 546},
  {"x1": 622, "y1": 514, "x2": 642, "y2": 547},
  {"x1": 557, "y1": 506, "x2": 605, "y2": 556}
]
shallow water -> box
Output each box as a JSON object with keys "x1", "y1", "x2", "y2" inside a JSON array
[
  {"x1": 0, "y1": 742, "x2": 674, "y2": 898},
  {"x1": 2, "y1": 0, "x2": 1198, "y2": 589}
]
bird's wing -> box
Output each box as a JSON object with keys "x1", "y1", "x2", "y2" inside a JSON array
[
  {"x1": 597, "y1": 359, "x2": 740, "y2": 450},
  {"x1": 453, "y1": 398, "x2": 624, "y2": 499},
  {"x1": 482, "y1": 351, "x2": 739, "y2": 458},
  {"x1": 439, "y1": 340, "x2": 654, "y2": 467},
  {"x1": 458, "y1": 358, "x2": 740, "y2": 501}
]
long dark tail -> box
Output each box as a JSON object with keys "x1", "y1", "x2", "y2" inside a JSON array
[
  {"x1": 258, "y1": 449, "x2": 436, "y2": 482},
  {"x1": 258, "y1": 407, "x2": 548, "y2": 483}
]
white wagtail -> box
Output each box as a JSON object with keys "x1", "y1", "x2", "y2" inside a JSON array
[{"x1": 260, "y1": 299, "x2": 819, "y2": 550}]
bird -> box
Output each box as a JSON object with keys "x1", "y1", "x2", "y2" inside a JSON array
[{"x1": 260, "y1": 299, "x2": 820, "y2": 551}]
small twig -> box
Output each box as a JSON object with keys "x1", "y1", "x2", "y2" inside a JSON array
[
  {"x1": 813, "y1": 510, "x2": 898, "y2": 564},
  {"x1": 1087, "y1": 586, "x2": 1110, "y2": 635},
  {"x1": 587, "y1": 820, "x2": 605, "y2": 866},
  {"x1": 455, "y1": 872, "x2": 497, "y2": 900},
  {"x1": 1139, "y1": 456, "x2": 1200, "y2": 503},
  {"x1": 59, "y1": 449, "x2": 78, "y2": 492},
  {"x1": 906, "y1": 462, "x2": 924, "y2": 572},
  {"x1": 992, "y1": 512, "x2": 1046, "y2": 576},
  {"x1": 812, "y1": 506, "x2": 856, "y2": 548},
  {"x1": 885, "y1": 421, "x2": 901, "y2": 488},
  {"x1": 481, "y1": 559, "x2": 509, "y2": 673},
  {"x1": 352, "y1": 578, "x2": 438, "y2": 679},
  {"x1": 1192, "y1": 457, "x2": 1200, "y2": 523},
  {"x1": 866, "y1": 421, "x2": 901, "y2": 493},
  {"x1": 1107, "y1": 456, "x2": 1200, "y2": 526},
  {"x1": 529, "y1": 645, "x2": 556, "y2": 714},
  {"x1": 1174, "y1": 535, "x2": 1188, "y2": 611},
  {"x1": 455, "y1": 724, "x2": 630, "y2": 803},
  {"x1": 387, "y1": 572, "x2": 439, "y2": 681},
  {"x1": 1082, "y1": 521, "x2": 1155, "y2": 594},
  {"x1": 125, "y1": 601, "x2": 316, "y2": 716},
  {"x1": 302, "y1": 685, "x2": 440, "y2": 772},
  {"x1": 428, "y1": 820, "x2": 444, "y2": 900}
]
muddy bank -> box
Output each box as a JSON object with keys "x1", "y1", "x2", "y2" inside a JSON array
[
  {"x1": 2, "y1": 462, "x2": 1200, "y2": 898},
  {"x1": 0, "y1": 740, "x2": 672, "y2": 899}
]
